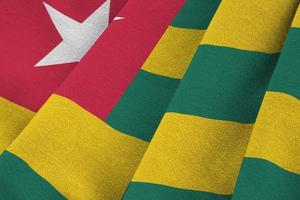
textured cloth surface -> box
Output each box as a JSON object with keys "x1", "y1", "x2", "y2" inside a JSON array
[{"x1": 0, "y1": 0, "x2": 300, "y2": 200}]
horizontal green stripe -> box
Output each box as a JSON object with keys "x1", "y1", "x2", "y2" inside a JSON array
[
  {"x1": 123, "y1": 182, "x2": 231, "y2": 200},
  {"x1": 106, "y1": 70, "x2": 179, "y2": 141},
  {"x1": 268, "y1": 28, "x2": 300, "y2": 99},
  {"x1": 168, "y1": 45, "x2": 279, "y2": 123},
  {"x1": 0, "y1": 151, "x2": 65, "y2": 200},
  {"x1": 171, "y1": 0, "x2": 221, "y2": 29},
  {"x1": 232, "y1": 157, "x2": 300, "y2": 200}
]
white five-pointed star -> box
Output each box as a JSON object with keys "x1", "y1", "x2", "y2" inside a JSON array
[{"x1": 35, "y1": 0, "x2": 123, "y2": 67}]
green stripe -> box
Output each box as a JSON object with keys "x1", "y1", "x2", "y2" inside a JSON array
[
  {"x1": 0, "y1": 151, "x2": 65, "y2": 200},
  {"x1": 232, "y1": 157, "x2": 300, "y2": 200},
  {"x1": 171, "y1": 0, "x2": 221, "y2": 29},
  {"x1": 268, "y1": 28, "x2": 300, "y2": 99},
  {"x1": 106, "y1": 70, "x2": 179, "y2": 141},
  {"x1": 168, "y1": 45, "x2": 279, "y2": 123},
  {"x1": 123, "y1": 182, "x2": 231, "y2": 200}
]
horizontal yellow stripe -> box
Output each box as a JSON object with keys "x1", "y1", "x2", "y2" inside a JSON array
[
  {"x1": 8, "y1": 94, "x2": 148, "y2": 200},
  {"x1": 292, "y1": 5, "x2": 300, "y2": 27},
  {"x1": 246, "y1": 91, "x2": 300, "y2": 174},
  {"x1": 142, "y1": 26, "x2": 205, "y2": 79},
  {"x1": 133, "y1": 112, "x2": 253, "y2": 195},
  {"x1": 0, "y1": 97, "x2": 34, "y2": 153},
  {"x1": 201, "y1": 0, "x2": 299, "y2": 53}
]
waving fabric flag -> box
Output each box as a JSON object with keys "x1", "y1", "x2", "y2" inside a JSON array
[
  {"x1": 0, "y1": 0, "x2": 184, "y2": 199},
  {"x1": 232, "y1": 5, "x2": 300, "y2": 200},
  {"x1": 0, "y1": 0, "x2": 127, "y2": 153},
  {"x1": 1, "y1": 0, "x2": 300, "y2": 200},
  {"x1": 123, "y1": 0, "x2": 299, "y2": 199}
]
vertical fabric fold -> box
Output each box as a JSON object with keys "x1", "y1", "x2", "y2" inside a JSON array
[
  {"x1": 123, "y1": 0, "x2": 299, "y2": 199},
  {"x1": 232, "y1": 4, "x2": 300, "y2": 200}
]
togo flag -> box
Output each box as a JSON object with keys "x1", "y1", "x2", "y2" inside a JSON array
[
  {"x1": 1, "y1": 0, "x2": 300, "y2": 200},
  {"x1": 0, "y1": 0, "x2": 127, "y2": 152}
]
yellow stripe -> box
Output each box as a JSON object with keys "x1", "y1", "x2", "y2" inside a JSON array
[
  {"x1": 246, "y1": 91, "x2": 300, "y2": 174},
  {"x1": 8, "y1": 94, "x2": 148, "y2": 200},
  {"x1": 201, "y1": 0, "x2": 299, "y2": 53},
  {"x1": 0, "y1": 97, "x2": 34, "y2": 153},
  {"x1": 292, "y1": 4, "x2": 300, "y2": 27},
  {"x1": 132, "y1": 112, "x2": 253, "y2": 195},
  {"x1": 142, "y1": 26, "x2": 205, "y2": 79}
]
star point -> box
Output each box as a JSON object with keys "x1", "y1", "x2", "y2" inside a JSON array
[{"x1": 35, "y1": 0, "x2": 111, "y2": 67}]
